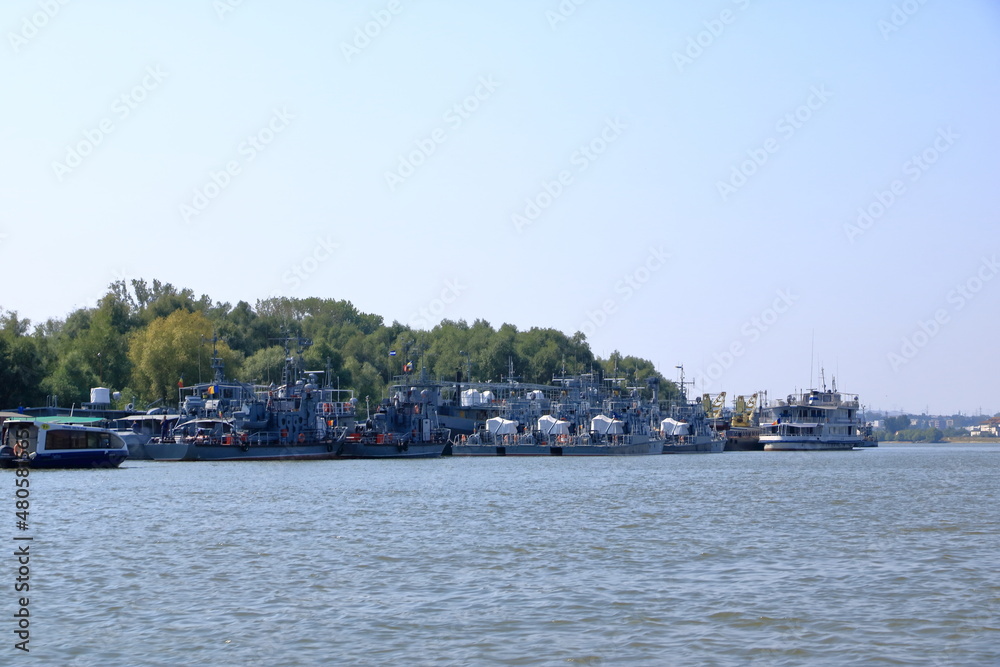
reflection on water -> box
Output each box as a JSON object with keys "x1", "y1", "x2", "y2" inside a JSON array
[{"x1": 19, "y1": 443, "x2": 1000, "y2": 665}]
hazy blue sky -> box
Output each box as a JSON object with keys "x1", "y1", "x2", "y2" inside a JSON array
[{"x1": 2, "y1": 1, "x2": 998, "y2": 415}]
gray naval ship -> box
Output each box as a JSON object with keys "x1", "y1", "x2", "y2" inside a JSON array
[
  {"x1": 147, "y1": 338, "x2": 446, "y2": 461},
  {"x1": 658, "y1": 370, "x2": 726, "y2": 454},
  {"x1": 450, "y1": 374, "x2": 666, "y2": 456}
]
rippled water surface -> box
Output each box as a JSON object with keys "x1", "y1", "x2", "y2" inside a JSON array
[{"x1": 15, "y1": 443, "x2": 1000, "y2": 665}]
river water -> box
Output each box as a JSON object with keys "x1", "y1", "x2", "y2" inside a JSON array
[{"x1": 12, "y1": 443, "x2": 1000, "y2": 665}]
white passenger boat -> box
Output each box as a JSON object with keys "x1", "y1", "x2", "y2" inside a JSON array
[
  {"x1": 0, "y1": 417, "x2": 129, "y2": 468},
  {"x1": 759, "y1": 378, "x2": 866, "y2": 451}
]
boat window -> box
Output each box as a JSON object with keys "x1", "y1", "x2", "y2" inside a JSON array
[{"x1": 46, "y1": 431, "x2": 113, "y2": 449}]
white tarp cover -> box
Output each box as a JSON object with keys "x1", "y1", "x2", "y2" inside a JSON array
[
  {"x1": 538, "y1": 415, "x2": 570, "y2": 435},
  {"x1": 660, "y1": 417, "x2": 690, "y2": 436},
  {"x1": 526, "y1": 390, "x2": 545, "y2": 401},
  {"x1": 461, "y1": 389, "x2": 482, "y2": 407},
  {"x1": 486, "y1": 417, "x2": 519, "y2": 435},
  {"x1": 481, "y1": 390, "x2": 495, "y2": 403},
  {"x1": 591, "y1": 414, "x2": 624, "y2": 435}
]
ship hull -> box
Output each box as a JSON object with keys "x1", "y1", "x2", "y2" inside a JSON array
[
  {"x1": 148, "y1": 440, "x2": 340, "y2": 461},
  {"x1": 148, "y1": 438, "x2": 445, "y2": 460},
  {"x1": 761, "y1": 438, "x2": 859, "y2": 451},
  {"x1": 0, "y1": 450, "x2": 127, "y2": 469},
  {"x1": 117, "y1": 433, "x2": 153, "y2": 460},
  {"x1": 662, "y1": 437, "x2": 725, "y2": 454},
  {"x1": 450, "y1": 439, "x2": 663, "y2": 456},
  {"x1": 725, "y1": 427, "x2": 763, "y2": 451},
  {"x1": 335, "y1": 441, "x2": 444, "y2": 459}
]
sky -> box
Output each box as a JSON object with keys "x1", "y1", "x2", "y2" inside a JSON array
[{"x1": 1, "y1": 1, "x2": 998, "y2": 416}]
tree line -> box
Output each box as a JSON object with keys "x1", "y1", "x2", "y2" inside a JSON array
[
  {"x1": 0, "y1": 279, "x2": 677, "y2": 410},
  {"x1": 873, "y1": 414, "x2": 992, "y2": 443}
]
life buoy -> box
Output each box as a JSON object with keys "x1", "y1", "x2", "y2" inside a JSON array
[
  {"x1": 12, "y1": 443, "x2": 25, "y2": 457},
  {"x1": 557, "y1": 434, "x2": 568, "y2": 444},
  {"x1": 280, "y1": 429, "x2": 288, "y2": 439},
  {"x1": 297, "y1": 433, "x2": 306, "y2": 443},
  {"x1": 322, "y1": 403, "x2": 332, "y2": 414}
]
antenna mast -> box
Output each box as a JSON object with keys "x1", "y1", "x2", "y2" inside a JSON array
[{"x1": 809, "y1": 330, "x2": 815, "y2": 389}]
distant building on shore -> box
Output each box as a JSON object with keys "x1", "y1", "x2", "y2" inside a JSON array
[{"x1": 969, "y1": 417, "x2": 1000, "y2": 437}]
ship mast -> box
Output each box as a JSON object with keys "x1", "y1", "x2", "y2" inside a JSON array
[{"x1": 210, "y1": 334, "x2": 225, "y2": 384}]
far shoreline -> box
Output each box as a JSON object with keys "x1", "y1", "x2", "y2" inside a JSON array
[{"x1": 879, "y1": 438, "x2": 999, "y2": 444}]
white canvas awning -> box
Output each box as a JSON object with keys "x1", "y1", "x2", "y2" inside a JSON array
[
  {"x1": 538, "y1": 415, "x2": 570, "y2": 435},
  {"x1": 461, "y1": 389, "x2": 482, "y2": 406},
  {"x1": 591, "y1": 414, "x2": 624, "y2": 435},
  {"x1": 660, "y1": 417, "x2": 690, "y2": 436},
  {"x1": 486, "y1": 417, "x2": 519, "y2": 435}
]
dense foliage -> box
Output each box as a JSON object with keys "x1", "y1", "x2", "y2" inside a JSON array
[
  {"x1": 0, "y1": 280, "x2": 678, "y2": 410},
  {"x1": 873, "y1": 413, "x2": 997, "y2": 442}
]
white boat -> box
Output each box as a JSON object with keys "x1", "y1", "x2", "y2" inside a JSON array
[
  {"x1": 759, "y1": 378, "x2": 866, "y2": 451},
  {"x1": 0, "y1": 417, "x2": 129, "y2": 468}
]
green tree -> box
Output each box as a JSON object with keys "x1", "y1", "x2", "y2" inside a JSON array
[
  {"x1": 40, "y1": 349, "x2": 100, "y2": 406},
  {"x1": 238, "y1": 346, "x2": 288, "y2": 385},
  {"x1": 0, "y1": 311, "x2": 47, "y2": 408},
  {"x1": 128, "y1": 310, "x2": 242, "y2": 403},
  {"x1": 884, "y1": 415, "x2": 911, "y2": 434}
]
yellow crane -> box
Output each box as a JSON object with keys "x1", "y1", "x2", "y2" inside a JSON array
[
  {"x1": 731, "y1": 393, "x2": 759, "y2": 427},
  {"x1": 700, "y1": 392, "x2": 727, "y2": 419}
]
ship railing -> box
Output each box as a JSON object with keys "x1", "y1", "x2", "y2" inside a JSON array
[
  {"x1": 458, "y1": 431, "x2": 540, "y2": 446},
  {"x1": 602, "y1": 434, "x2": 632, "y2": 446},
  {"x1": 236, "y1": 428, "x2": 333, "y2": 446},
  {"x1": 319, "y1": 401, "x2": 355, "y2": 418},
  {"x1": 775, "y1": 394, "x2": 860, "y2": 408}
]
